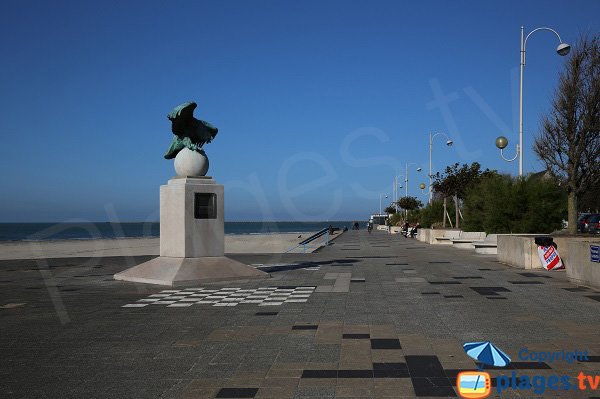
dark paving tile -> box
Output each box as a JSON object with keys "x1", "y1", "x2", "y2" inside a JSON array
[
  {"x1": 519, "y1": 272, "x2": 552, "y2": 278},
  {"x1": 478, "y1": 361, "x2": 551, "y2": 370},
  {"x1": 373, "y1": 362, "x2": 408, "y2": 371},
  {"x1": 301, "y1": 370, "x2": 337, "y2": 378},
  {"x1": 350, "y1": 278, "x2": 366, "y2": 282},
  {"x1": 586, "y1": 295, "x2": 600, "y2": 302},
  {"x1": 563, "y1": 287, "x2": 590, "y2": 292},
  {"x1": 429, "y1": 261, "x2": 451, "y2": 264},
  {"x1": 487, "y1": 296, "x2": 507, "y2": 300},
  {"x1": 354, "y1": 256, "x2": 397, "y2": 259},
  {"x1": 292, "y1": 325, "x2": 318, "y2": 330},
  {"x1": 509, "y1": 281, "x2": 544, "y2": 284},
  {"x1": 428, "y1": 281, "x2": 461, "y2": 285},
  {"x1": 338, "y1": 369, "x2": 373, "y2": 378},
  {"x1": 411, "y1": 377, "x2": 456, "y2": 397},
  {"x1": 443, "y1": 369, "x2": 462, "y2": 379},
  {"x1": 444, "y1": 295, "x2": 463, "y2": 298},
  {"x1": 470, "y1": 287, "x2": 511, "y2": 296},
  {"x1": 216, "y1": 387, "x2": 259, "y2": 398},
  {"x1": 580, "y1": 355, "x2": 600, "y2": 362},
  {"x1": 386, "y1": 263, "x2": 408, "y2": 265},
  {"x1": 371, "y1": 339, "x2": 402, "y2": 349},
  {"x1": 452, "y1": 276, "x2": 482, "y2": 279},
  {"x1": 421, "y1": 292, "x2": 440, "y2": 295},
  {"x1": 405, "y1": 355, "x2": 446, "y2": 378},
  {"x1": 343, "y1": 333, "x2": 370, "y2": 339},
  {"x1": 374, "y1": 369, "x2": 410, "y2": 378},
  {"x1": 478, "y1": 268, "x2": 492, "y2": 271},
  {"x1": 255, "y1": 312, "x2": 278, "y2": 316}
]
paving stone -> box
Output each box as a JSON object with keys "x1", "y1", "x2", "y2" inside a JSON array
[{"x1": 2, "y1": 230, "x2": 600, "y2": 398}]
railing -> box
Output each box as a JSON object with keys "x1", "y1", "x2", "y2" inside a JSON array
[{"x1": 285, "y1": 228, "x2": 330, "y2": 253}]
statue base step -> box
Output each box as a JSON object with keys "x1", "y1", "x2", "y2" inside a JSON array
[{"x1": 114, "y1": 256, "x2": 269, "y2": 287}]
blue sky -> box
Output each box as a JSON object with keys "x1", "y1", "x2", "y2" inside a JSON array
[{"x1": 1, "y1": 0, "x2": 598, "y2": 222}]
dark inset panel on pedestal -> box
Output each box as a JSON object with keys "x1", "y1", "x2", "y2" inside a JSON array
[{"x1": 194, "y1": 193, "x2": 217, "y2": 219}]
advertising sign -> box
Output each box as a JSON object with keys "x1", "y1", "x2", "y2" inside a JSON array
[{"x1": 537, "y1": 245, "x2": 564, "y2": 271}]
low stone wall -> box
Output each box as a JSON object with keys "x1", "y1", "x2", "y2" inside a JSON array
[
  {"x1": 566, "y1": 239, "x2": 600, "y2": 290},
  {"x1": 497, "y1": 235, "x2": 539, "y2": 269},
  {"x1": 497, "y1": 234, "x2": 600, "y2": 271},
  {"x1": 417, "y1": 229, "x2": 457, "y2": 245}
]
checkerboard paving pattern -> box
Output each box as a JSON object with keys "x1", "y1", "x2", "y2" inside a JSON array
[{"x1": 122, "y1": 286, "x2": 316, "y2": 308}]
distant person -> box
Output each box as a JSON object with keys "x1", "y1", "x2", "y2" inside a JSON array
[
  {"x1": 410, "y1": 222, "x2": 421, "y2": 238},
  {"x1": 367, "y1": 222, "x2": 373, "y2": 234},
  {"x1": 328, "y1": 224, "x2": 334, "y2": 235}
]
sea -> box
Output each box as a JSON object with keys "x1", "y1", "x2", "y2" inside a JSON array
[{"x1": 0, "y1": 221, "x2": 357, "y2": 242}]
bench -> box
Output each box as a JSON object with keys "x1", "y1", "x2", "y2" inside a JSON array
[
  {"x1": 473, "y1": 234, "x2": 498, "y2": 254},
  {"x1": 434, "y1": 230, "x2": 462, "y2": 245},
  {"x1": 451, "y1": 232, "x2": 487, "y2": 249}
]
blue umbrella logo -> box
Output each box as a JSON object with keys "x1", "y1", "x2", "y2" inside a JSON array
[{"x1": 463, "y1": 341, "x2": 511, "y2": 368}]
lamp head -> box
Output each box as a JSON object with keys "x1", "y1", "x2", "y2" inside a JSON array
[
  {"x1": 496, "y1": 136, "x2": 509, "y2": 149},
  {"x1": 446, "y1": 140, "x2": 453, "y2": 146},
  {"x1": 556, "y1": 42, "x2": 571, "y2": 56},
  {"x1": 419, "y1": 183, "x2": 426, "y2": 190},
  {"x1": 416, "y1": 167, "x2": 422, "y2": 172}
]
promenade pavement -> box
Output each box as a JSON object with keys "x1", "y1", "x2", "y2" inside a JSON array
[{"x1": 1, "y1": 230, "x2": 599, "y2": 398}]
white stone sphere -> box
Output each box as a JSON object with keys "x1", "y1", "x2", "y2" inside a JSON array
[{"x1": 174, "y1": 148, "x2": 209, "y2": 177}]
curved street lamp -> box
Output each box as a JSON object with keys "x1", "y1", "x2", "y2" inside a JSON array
[
  {"x1": 429, "y1": 132, "x2": 453, "y2": 204},
  {"x1": 496, "y1": 26, "x2": 570, "y2": 176},
  {"x1": 379, "y1": 194, "x2": 388, "y2": 215}
]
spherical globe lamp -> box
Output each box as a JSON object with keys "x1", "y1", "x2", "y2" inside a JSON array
[{"x1": 495, "y1": 136, "x2": 509, "y2": 150}]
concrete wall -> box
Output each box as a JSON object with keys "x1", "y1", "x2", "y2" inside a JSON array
[
  {"x1": 497, "y1": 234, "x2": 600, "y2": 271},
  {"x1": 566, "y1": 239, "x2": 600, "y2": 290},
  {"x1": 418, "y1": 229, "x2": 458, "y2": 245},
  {"x1": 497, "y1": 235, "x2": 538, "y2": 269}
]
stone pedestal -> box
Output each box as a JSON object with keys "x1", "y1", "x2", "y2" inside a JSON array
[
  {"x1": 160, "y1": 177, "x2": 224, "y2": 257},
  {"x1": 114, "y1": 177, "x2": 268, "y2": 286}
]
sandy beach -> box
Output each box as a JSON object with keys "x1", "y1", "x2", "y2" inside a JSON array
[{"x1": 0, "y1": 232, "x2": 338, "y2": 260}]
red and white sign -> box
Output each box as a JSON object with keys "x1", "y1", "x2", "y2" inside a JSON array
[{"x1": 537, "y1": 245, "x2": 564, "y2": 271}]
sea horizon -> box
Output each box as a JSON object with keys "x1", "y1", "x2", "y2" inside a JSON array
[{"x1": 0, "y1": 221, "x2": 359, "y2": 242}]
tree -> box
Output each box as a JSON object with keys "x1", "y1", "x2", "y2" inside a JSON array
[
  {"x1": 396, "y1": 196, "x2": 422, "y2": 212},
  {"x1": 384, "y1": 205, "x2": 397, "y2": 215},
  {"x1": 432, "y1": 162, "x2": 494, "y2": 228},
  {"x1": 463, "y1": 174, "x2": 566, "y2": 234},
  {"x1": 534, "y1": 34, "x2": 600, "y2": 234}
]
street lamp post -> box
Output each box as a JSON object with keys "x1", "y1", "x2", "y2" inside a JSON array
[
  {"x1": 379, "y1": 194, "x2": 388, "y2": 215},
  {"x1": 405, "y1": 162, "x2": 422, "y2": 198},
  {"x1": 429, "y1": 132, "x2": 453, "y2": 204},
  {"x1": 393, "y1": 175, "x2": 404, "y2": 212},
  {"x1": 496, "y1": 26, "x2": 570, "y2": 176}
]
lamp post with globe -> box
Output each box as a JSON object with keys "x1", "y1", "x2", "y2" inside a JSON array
[
  {"x1": 429, "y1": 132, "x2": 453, "y2": 204},
  {"x1": 496, "y1": 26, "x2": 570, "y2": 176}
]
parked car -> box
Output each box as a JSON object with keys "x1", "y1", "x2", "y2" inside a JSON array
[
  {"x1": 587, "y1": 214, "x2": 600, "y2": 234},
  {"x1": 578, "y1": 213, "x2": 599, "y2": 233}
]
